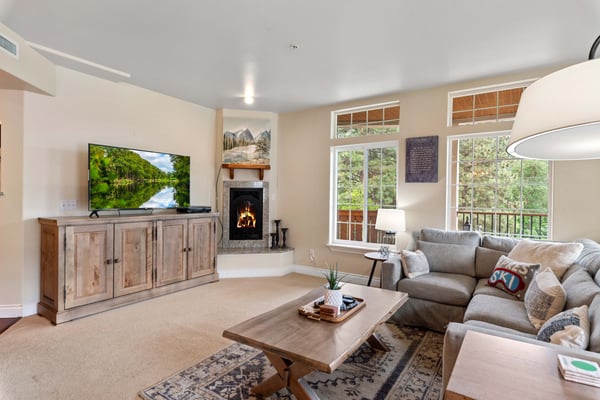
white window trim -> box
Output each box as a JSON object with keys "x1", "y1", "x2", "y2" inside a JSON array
[
  {"x1": 330, "y1": 100, "x2": 400, "y2": 140},
  {"x1": 444, "y1": 130, "x2": 554, "y2": 238},
  {"x1": 446, "y1": 79, "x2": 537, "y2": 127},
  {"x1": 328, "y1": 140, "x2": 399, "y2": 251}
]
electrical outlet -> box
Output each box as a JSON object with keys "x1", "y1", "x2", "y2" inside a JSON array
[
  {"x1": 60, "y1": 199, "x2": 77, "y2": 211},
  {"x1": 309, "y1": 249, "x2": 316, "y2": 263}
]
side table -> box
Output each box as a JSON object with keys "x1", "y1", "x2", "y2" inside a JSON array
[
  {"x1": 445, "y1": 330, "x2": 600, "y2": 400},
  {"x1": 364, "y1": 251, "x2": 389, "y2": 287}
]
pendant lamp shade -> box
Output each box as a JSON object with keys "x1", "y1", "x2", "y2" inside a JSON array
[{"x1": 508, "y1": 37, "x2": 600, "y2": 160}]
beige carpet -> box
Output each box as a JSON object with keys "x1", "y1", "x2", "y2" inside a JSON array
[{"x1": 0, "y1": 273, "x2": 323, "y2": 400}]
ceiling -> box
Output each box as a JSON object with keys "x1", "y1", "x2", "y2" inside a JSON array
[{"x1": 0, "y1": 0, "x2": 599, "y2": 113}]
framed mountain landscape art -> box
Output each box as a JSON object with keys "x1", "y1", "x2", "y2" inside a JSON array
[{"x1": 222, "y1": 116, "x2": 271, "y2": 165}]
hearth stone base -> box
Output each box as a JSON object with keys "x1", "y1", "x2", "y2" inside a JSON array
[{"x1": 217, "y1": 248, "x2": 294, "y2": 278}]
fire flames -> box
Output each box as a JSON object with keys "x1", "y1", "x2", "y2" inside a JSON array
[{"x1": 237, "y1": 202, "x2": 257, "y2": 228}]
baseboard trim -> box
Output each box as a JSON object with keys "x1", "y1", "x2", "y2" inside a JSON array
[
  {"x1": 0, "y1": 304, "x2": 23, "y2": 318},
  {"x1": 22, "y1": 302, "x2": 37, "y2": 317},
  {"x1": 291, "y1": 265, "x2": 379, "y2": 287}
]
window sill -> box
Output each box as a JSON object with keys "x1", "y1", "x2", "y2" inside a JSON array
[{"x1": 326, "y1": 242, "x2": 382, "y2": 255}]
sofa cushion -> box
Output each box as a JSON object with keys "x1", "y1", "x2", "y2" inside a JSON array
[
  {"x1": 396, "y1": 272, "x2": 476, "y2": 307},
  {"x1": 420, "y1": 228, "x2": 481, "y2": 246},
  {"x1": 537, "y1": 305, "x2": 590, "y2": 349},
  {"x1": 524, "y1": 267, "x2": 567, "y2": 329},
  {"x1": 561, "y1": 265, "x2": 600, "y2": 309},
  {"x1": 575, "y1": 238, "x2": 600, "y2": 278},
  {"x1": 486, "y1": 255, "x2": 539, "y2": 300},
  {"x1": 464, "y1": 294, "x2": 538, "y2": 335},
  {"x1": 589, "y1": 295, "x2": 600, "y2": 353},
  {"x1": 463, "y1": 320, "x2": 537, "y2": 340},
  {"x1": 508, "y1": 240, "x2": 584, "y2": 280},
  {"x1": 400, "y1": 249, "x2": 430, "y2": 279},
  {"x1": 475, "y1": 246, "x2": 507, "y2": 278},
  {"x1": 417, "y1": 240, "x2": 477, "y2": 276},
  {"x1": 482, "y1": 235, "x2": 520, "y2": 253}
]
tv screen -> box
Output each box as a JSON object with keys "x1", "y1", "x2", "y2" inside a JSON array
[{"x1": 88, "y1": 143, "x2": 190, "y2": 211}]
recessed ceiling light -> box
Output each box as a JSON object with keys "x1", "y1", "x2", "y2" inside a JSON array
[
  {"x1": 244, "y1": 96, "x2": 254, "y2": 105},
  {"x1": 289, "y1": 44, "x2": 300, "y2": 50}
]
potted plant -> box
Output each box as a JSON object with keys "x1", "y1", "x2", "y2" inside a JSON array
[{"x1": 323, "y1": 263, "x2": 344, "y2": 308}]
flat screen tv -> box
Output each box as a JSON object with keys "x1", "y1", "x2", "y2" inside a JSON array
[{"x1": 88, "y1": 143, "x2": 190, "y2": 212}]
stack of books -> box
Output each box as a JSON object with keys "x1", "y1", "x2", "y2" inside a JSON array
[
  {"x1": 319, "y1": 304, "x2": 340, "y2": 319},
  {"x1": 558, "y1": 354, "x2": 600, "y2": 388}
]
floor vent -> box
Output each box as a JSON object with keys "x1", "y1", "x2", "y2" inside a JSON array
[{"x1": 0, "y1": 33, "x2": 18, "y2": 57}]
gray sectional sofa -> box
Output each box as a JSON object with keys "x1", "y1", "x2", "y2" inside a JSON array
[{"x1": 380, "y1": 228, "x2": 600, "y2": 395}]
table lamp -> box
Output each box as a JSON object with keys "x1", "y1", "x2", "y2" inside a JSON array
[{"x1": 375, "y1": 209, "x2": 406, "y2": 252}]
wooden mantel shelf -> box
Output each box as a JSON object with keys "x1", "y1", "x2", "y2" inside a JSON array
[{"x1": 222, "y1": 163, "x2": 271, "y2": 180}]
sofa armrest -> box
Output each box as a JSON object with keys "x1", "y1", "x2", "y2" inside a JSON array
[{"x1": 381, "y1": 254, "x2": 403, "y2": 291}]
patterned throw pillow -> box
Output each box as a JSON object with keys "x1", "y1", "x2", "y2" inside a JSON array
[
  {"x1": 537, "y1": 305, "x2": 590, "y2": 349},
  {"x1": 486, "y1": 255, "x2": 540, "y2": 300},
  {"x1": 508, "y1": 240, "x2": 583, "y2": 280},
  {"x1": 400, "y1": 249, "x2": 430, "y2": 279},
  {"x1": 525, "y1": 267, "x2": 567, "y2": 329}
]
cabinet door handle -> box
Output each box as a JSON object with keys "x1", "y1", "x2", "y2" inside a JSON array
[
  {"x1": 187, "y1": 247, "x2": 192, "y2": 252},
  {"x1": 182, "y1": 248, "x2": 187, "y2": 253},
  {"x1": 113, "y1": 258, "x2": 120, "y2": 264},
  {"x1": 106, "y1": 259, "x2": 112, "y2": 264}
]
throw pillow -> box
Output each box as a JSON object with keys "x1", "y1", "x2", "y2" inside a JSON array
[
  {"x1": 486, "y1": 255, "x2": 539, "y2": 300},
  {"x1": 507, "y1": 240, "x2": 583, "y2": 280},
  {"x1": 400, "y1": 249, "x2": 430, "y2": 279},
  {"x1": 524, "y1": 267, "x2": 567, "y2": 329},
  {"x1": 537, "y1": 305, "x2": 590, "y2": 349}
]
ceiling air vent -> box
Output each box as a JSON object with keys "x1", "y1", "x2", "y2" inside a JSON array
[{"x1": 0, "y1": 33, "x2": 18, "y2": 57}]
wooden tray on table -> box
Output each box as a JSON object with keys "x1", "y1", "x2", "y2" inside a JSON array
[{"x1": 298, "y1": 296, "x2": 365, "y2": 322}]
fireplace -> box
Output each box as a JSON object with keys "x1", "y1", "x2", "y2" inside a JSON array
[
  {"x1": 229, "y1": 188, "x2": 263, "y2": 240},
  {"x1": 222, "y1": 181, "x2": 269, "y2": 249}
]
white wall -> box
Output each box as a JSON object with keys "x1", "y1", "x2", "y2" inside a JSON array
[
  {"x1": 13, "y1": 67, "x2": 217, "y2": 314},
  {"x1": 0, "y1": 90, "x2": 25, "y2": 316}
]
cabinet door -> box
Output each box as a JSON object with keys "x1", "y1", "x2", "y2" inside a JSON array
[
  {"x1": 65, "y1": 224, "x2": 114, "y2": 308},
  {"x1": 113, "y1": 221, "x2": 154, "y2": 297},
  {"x1": 155, "y1": 219, "x2": 187, "y2": 287},
  {"x1": 188, "y1": 218, "x2": 216, "y2": 279}
]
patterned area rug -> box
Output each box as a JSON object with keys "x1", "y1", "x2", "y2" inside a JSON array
[{"x1": 139, "y1": 324, "x2": 443, "y2": 400}]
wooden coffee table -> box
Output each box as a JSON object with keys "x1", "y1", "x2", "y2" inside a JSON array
[{"x1": 222, "y1": 283, "x2": 408, "y2": 400}]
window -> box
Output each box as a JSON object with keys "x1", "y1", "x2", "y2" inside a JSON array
[
  {"x1": 330, "y1": 102, "x2": 400, "y2": 249},
  {"x1": 448, "y1": 80, "x2": 534, "y2": 127},
  {"x1": 446, "y1": 132, "x2": 551, "y2": 239},
  {"x1": 330, "y1": 142, "x2": 398, "y2": 247},
  {"x1": 334, "y1": 103, "x2": 400, "y2": 138}
]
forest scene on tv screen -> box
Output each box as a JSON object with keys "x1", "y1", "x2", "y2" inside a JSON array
[{"x1": 89, "y1": 144, "x2": 190, "y2": 210}]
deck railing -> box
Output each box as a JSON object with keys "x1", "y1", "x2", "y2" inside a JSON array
[
  {"x1": 457, "y1": 211, "x2": 548, "y2": 239},
  {"x1": 336, "y1": 209, "x2": 549, "y2": 242},
  {"x1": 336, "y1": 210, "x2": 383, "y2": 242}
]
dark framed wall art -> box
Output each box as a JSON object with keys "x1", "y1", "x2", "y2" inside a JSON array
[{"x1": 405, "y1": 135, "x2": 438, "y2": 183}]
